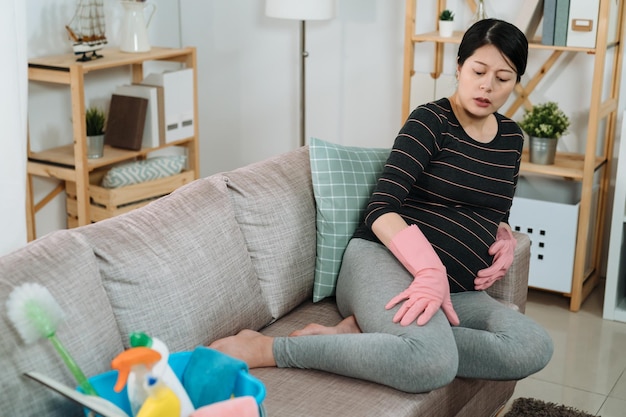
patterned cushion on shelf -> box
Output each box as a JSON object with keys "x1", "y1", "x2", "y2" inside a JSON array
[
  {"x1": 309, "y1": 137, "x2": 390, "y2": 302},
  {"x1": 101, "y1": 155, "x2": 187, "y2": 189}
]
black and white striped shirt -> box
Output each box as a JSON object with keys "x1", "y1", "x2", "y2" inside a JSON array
[{"x1": 353, "y1": 98, "x2": 523, "y2": 292}]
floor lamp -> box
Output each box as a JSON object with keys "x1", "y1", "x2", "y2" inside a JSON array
[{"x1": 265, "y1": 0, "x2": 335, "y2": 147}]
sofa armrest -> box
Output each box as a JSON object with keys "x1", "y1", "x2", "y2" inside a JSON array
[{"x1": 485, "y1": 232, "x2": 531, "y2": 313}]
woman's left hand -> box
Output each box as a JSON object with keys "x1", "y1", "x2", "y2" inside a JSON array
[{"x1": 474, "y1": 224, "x2": 516, "y2": 290}]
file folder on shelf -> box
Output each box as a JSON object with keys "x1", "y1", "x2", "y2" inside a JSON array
[
  {"x1": 141, "y1": 68, "x2": 194, "y2": 143},
  {"x1": 553, "y1": 0, "x2": 570, "y2": 47},
  {"x1": 542, "y1": 0, "x2": 557, "y2": 45}
]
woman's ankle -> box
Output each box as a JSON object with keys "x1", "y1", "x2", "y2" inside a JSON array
[{"x1": 209, "y1": 329, "x2": 276, "y2": 368}]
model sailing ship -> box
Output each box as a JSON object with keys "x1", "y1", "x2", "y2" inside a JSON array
[{"x1": 65, "y1": 0, "x2": 108, "y2": 62}]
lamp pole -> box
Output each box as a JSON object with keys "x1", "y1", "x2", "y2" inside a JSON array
[
  {"x1": 299, "y1": 20, "x2": 308, "y2": 147},
  {"x1": 265, "y1": 0, "x2": 335, "y2": 147}
]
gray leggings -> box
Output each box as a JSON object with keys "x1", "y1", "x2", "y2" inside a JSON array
[{"x1": 273, "y1": 238, "x2": 553, "y2": 393}]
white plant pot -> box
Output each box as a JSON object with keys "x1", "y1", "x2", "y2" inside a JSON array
[{"x1": 439, "y1": 20, "x2": 455, "y2": 37}]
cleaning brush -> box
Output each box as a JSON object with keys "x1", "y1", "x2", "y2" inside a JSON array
[{"x1": 6, "y1": 282, "x2": 98, "y2": 396}]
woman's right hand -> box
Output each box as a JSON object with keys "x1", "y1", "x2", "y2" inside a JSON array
[
  {"x1": 385, "y1": 266, "x2": 459, "y2": 326},
  {"x1": 383, "y1": 224, "x2": 460, "y2": 326}
]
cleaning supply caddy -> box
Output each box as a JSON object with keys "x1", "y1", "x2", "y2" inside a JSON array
[{"x1": 87, "y1": 347, "x2": 265, "y2": 417}]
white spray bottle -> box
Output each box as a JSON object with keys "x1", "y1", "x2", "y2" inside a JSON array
[
  {"x1": 136, "y1": 375, "x2": 181, "y2": 417},
  {"x1": 111, "y1": 347, "x2": 162, "y2": 417},
  {"x1": 130, "y1": 332, "x2": 195, "y2": 417}
]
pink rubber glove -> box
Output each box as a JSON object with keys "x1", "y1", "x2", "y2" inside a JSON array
[
  {"x1": 474, "y1": 224, "x2": 517, "y2": 290},
  {"x1": 385, "y1": 225, "x2": 460, "y2": 326},
  {"x1": 190, "y1": 396, "x2": 259, "y2": 417}
]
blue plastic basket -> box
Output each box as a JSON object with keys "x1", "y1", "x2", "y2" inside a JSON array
[{"x1": 82, "y1": 350, "x2": 266, "y2": 416}]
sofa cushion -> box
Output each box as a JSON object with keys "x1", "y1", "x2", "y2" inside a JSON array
[
  {"x1": 309, "y1": 138, "x2": 389, "y2": 301},
  {"x1": 254, "y1": 367, "x2": 515, "y2": 417},
  {"x1": 77, "y1": 176, "x2": 273, "y2": 352},
  {"x1": 256, "y1": 300, "x2": 515, "y2": 417},
  {"x1": 223, "y1": 146, "x2": 317, "y2": 320},
  {"x1": 0, "y1": 230, "x2": 123, "y2": 417}
]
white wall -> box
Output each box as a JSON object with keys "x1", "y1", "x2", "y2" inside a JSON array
[
  {"x1": 180, "y1": 0, "x2": 406, "y2": 175},
  {"x1": 0, "y1": 1, "x2": 27, "y2": 256},
  {"x1": 6, "y1": 0, "x2": 626, "y2": 249}
]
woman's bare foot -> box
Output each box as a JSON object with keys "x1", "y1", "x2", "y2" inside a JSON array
[
  {"x1": 209, "y1": 329, "x2": 276, "y2": 368},
  {"x1": 290, "y1": 315, "x2": 362, "y2": 337}
]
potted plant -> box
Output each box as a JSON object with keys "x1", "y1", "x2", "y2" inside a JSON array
[
  {"x1": 439, "y1": 9, "x2": 455, "y2": 37},
  {"x1": 518, "y1": 101, "x2": 570, "y2": 165},
  {"x1": 85, "y1": 106, "x2": 106, "y2": 159}
]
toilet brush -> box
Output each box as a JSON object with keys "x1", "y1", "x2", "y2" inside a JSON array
[{"x1": 6, "y1": 282, "x2": 98, "y2": 396}]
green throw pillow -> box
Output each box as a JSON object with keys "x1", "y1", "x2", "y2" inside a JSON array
[{"x1": 309, "y1": 138, "x2": 390, "y2": 302}]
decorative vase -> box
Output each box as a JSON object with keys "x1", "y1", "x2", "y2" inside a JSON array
[
  {"x1": 119, "y1": 1, "x2": 157, "y2": 53},
  {"x1": 439, "y1": 20, "x2": 455, "y2": 37},
  {"x1": 529, "y1": 136, "x2": 557, "y2": 165},
  {"x1": 87, "y1": 134, "x2": 105, "y2": 159},
  {"x1": 469, "y1": 0, "x2": 488, "y2": 27}
]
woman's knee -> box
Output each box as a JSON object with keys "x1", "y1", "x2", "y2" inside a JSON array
[
  {"x1": 489, "y1": 321, "x2": 553, "y2": 379},
  {"x1": 506, "y1": 316, "x2": 554, "y2": 376},
  {"x1": 391, "y1": 342, "x2": 459, "y2": 393},
  {"x1": 519, "y1": 324, "x2": 553, "y2": 375}
]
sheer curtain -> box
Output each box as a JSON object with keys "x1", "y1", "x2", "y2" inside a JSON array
[{"x1": 0, "y1": 0, "x2": 27, "y2": 256}]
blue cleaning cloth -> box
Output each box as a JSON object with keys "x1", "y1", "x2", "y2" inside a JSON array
[{"x1": 182, "y1": 346, "x2": 249, "y2": 409}]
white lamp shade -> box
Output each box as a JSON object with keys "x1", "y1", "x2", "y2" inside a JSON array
[{"x1": 265, "y1": 0, "x2": 335, "y2": 21}]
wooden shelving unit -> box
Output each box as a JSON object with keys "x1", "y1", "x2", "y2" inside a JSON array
[
  {"x1": 402, "y1": 0, "x2": 625, "y2": 311},
  {"x1": 26, "y1": 47, "x2": 199, "y2": 241}
]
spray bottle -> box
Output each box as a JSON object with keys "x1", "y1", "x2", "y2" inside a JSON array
[
  {"x1": 130, "y1": 332, "x2": 195, "y2": 417},
  {"x1": 136, "y1": 375, "x2": 181, "y2": 417},
  {"x1": 111, "y1": 347, "x2": 162, "y2": 417}
]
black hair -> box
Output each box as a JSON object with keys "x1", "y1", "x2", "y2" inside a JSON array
[{"x1": 458, "y1": 18, "x2": 528, "y2": 83}]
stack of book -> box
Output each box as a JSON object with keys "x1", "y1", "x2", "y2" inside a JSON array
[{"x1": 106, "y1": 68, "x2": 195, "y2": 151}]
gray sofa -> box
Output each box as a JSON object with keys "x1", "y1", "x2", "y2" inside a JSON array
[{"x1": 0, "y1": 146, "x2": 531, "y2": 417}]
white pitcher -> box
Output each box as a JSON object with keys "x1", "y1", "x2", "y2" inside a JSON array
[{"x1": 119, "y1": 1, "x2": 156, "y2": 53}]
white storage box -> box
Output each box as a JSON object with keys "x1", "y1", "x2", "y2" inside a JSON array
[
  {"x1": 141, "y1": 68, "x2": 194, "y2": 143},
  {"x1": 566, "y1": 0, "x2": 600, "y2": 48},
  {"x1": 508, "y1": 175, "x2": 598, "y2": 293}
]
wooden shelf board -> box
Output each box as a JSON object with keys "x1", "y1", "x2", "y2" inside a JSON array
[
  {"x1": 28, "y1": 138, "x2": 194, "y2": 171},
  {"x1": 412, "y1": 31, "x2": 464, "y2": 44},
  {"x1": 28, "y1": 47, "x2": 194, "y2": 78},
  {"x1": 27, "y1": 160, "x2": 76, "y2": 182},
  {"x1": 411, "y1": 31, "x2": 604, "y2": 53},
  {"x1": 520, "y1": 151, "x2": 605, "y2": 180}
]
